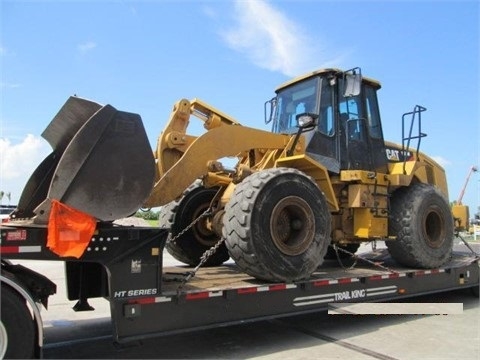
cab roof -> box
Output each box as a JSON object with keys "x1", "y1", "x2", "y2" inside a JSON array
[{"x1": 275, "y1": 68, "x2": 381, "y2": 92}]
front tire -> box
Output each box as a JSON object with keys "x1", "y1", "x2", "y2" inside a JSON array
[
  {"x1": 224, "y1": 168, "x2": 331, "y2": 282},
  {"x1": 386, "y1": 183, "x2": 453, "y2": 268}
]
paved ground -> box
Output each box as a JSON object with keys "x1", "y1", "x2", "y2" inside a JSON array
[{"x1": 12, "y1": 240, "x2": 480, "y2": 359}]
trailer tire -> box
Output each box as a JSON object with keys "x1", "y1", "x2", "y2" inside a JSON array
[
  {"x1": 1, "y1": 284, "x2": 35, "y2": 359},
  {"x1": 224, "y1": 168, "x2": 331, "y2": 282},
  {"x1": 386, "y1": 183, "x2": 453, "y2": 268},
  {"x1": 159, "y1": 180, "x2": 229, "y2": 267}
]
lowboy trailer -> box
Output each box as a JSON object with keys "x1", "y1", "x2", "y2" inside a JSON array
[{"x1": 1, "y1": 223, "x2": 478, "y2": 358}]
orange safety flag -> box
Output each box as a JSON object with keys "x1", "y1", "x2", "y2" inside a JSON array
[{"x1": 47, "y1": 200, "x2": 96, "y2": 258}]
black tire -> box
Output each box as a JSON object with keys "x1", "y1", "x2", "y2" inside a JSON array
[
  {"x1": 159, "y1": 180, "x2": 229, "y2": 267},
  {"x1": 386, "y1": 183, "x2": 454, "y2": 268},
  {"x1": 1, "y1": 284, "x2": 35, "y2": 359},
  {"x1": 324, "y1": 243, "x2": 360, "y2": 260},
  {"x1": 224, "y1": 168, "x2": 331, "y2": 282}
]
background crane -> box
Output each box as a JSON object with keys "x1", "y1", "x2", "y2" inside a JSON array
[{"x1": 457, "y1": 165, "x2": 478, "y2": 205}]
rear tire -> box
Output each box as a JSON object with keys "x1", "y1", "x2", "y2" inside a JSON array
[
  {"x1": 159, "y1": 180, "x2": 229, "y2": 267},
  {"x1": 1, "y1": 284, "x2": 35, "y2": 359},
  {"x1": 224, "y1": 168, "x2": 331, "y2": 282},
  {"x1": 386, "y1": 183, "x2": 453, "y2": 268}
]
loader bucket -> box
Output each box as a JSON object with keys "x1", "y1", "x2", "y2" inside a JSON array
[{"x1": 16, "y1": 96, "x2": 155, "y2": 224}]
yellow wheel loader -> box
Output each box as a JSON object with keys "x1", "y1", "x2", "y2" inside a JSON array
[
  {"x1": 12, "y1": 67, "x2": 462, "y2": 282},
  {"x1": 147, "y1": 67, "x2": 459, "y2": 281}
]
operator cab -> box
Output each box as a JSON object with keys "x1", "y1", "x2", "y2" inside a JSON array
[{"x1": 266, "y1": 68, "x2": 388, "y2": 174}]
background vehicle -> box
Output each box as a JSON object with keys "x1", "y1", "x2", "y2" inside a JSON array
[{"x1": 0, "y1": 205, "x2": 17, "y2": 223}]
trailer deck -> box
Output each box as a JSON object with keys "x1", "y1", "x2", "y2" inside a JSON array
[
  {"x1": 161, "y1": 250, "x2": 478, "y2": 295},
  {"x1": 109, "y1": 247, "x2": 477, "y2": 342}
]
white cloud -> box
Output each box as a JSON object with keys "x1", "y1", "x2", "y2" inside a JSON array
[
  {"x1": 221, "y1": 0, "x2": 342, "y2": 76},
  {"x1": 0, "y1": 46, "x2": 16, "y2": 57},
  {"x1": 431, "y1": 155, "x2": 451, "y2": 168},
  {"x1": 78, "y1": 41, "x2": 97, "y2": 54},
  {"x1": 202, "y1": 5, "x2": 217, "y2": 19},
  {"x1": 0, "y1": 135, "x2": 50, "y2": 203},
  {"x1": 0, "y1": 82, "x2": 21, "y2": 89}
]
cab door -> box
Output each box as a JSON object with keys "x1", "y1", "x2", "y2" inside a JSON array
[
  {"x1": 363, "y1": 85, "x2": 388, "y2": 173},
  {"x1": 337, "y1": 82, "x2": 388, "y2": 173}
]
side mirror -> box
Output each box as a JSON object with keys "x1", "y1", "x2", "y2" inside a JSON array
[
  {"x1": 264, "y1": 97, "x2": 276, "y2": 124},
  {"x1": 343, "y1": 67, "x2": 362, "y2": 97},
  {"x1": 296, "y1": 112, "x2": 318, "y2": 130},
  {"x1": 287, "y1": 113, "x2": 318, "y2": 156}
]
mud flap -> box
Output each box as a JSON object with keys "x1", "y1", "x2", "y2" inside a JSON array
[{"x1": 16, "y1": 96, "x2": 155, "y2": 223}]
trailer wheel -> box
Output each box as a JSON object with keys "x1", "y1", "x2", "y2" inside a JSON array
[
  {"x1": 386, "y1": 183, "x2": 453, "y2": 268},
  {"x1": 224, "y1": 168, "x2": 331, "y2": 282},
  {"x1": 159, "y1": 180, "x2": 229, "y2": 267},
  {"x1": 1, "y1": 284, "x2": 35, "y2": 359}
]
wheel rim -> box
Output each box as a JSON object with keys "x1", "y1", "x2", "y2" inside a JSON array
[
  {"x1": 191, "y1": 203, "x2": 216, "y2": 247},
  {"x1": 270, "y1": 196, "x2": 315, "y2": 256},
  {"x1": 0, "y1": 320, "x2": 7, "y2": 360},
  {"x1": 422, "y1": 208, "x2": 445, "y2": 249}
]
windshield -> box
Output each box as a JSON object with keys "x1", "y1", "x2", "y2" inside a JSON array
[{"x1": 271, "y1": 77, "x2": 319, "y2": 134}]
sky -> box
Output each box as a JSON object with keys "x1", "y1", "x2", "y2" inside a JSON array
[{"x1": 1, "y1": 0, "x2": 479, "y2": 216}]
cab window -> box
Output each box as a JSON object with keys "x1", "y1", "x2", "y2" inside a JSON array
[
  {"x1": 364, "y1": 86, "x2": 383, "y2": 139},
  {"x1": 272, "y1": 78, "x2": 319, "y2": 134}
]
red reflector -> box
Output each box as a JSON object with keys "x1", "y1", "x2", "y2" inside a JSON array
[
  {"x1": 136, "y1": 297, "x2": 155, "y2": 305},
  {"x1": 186, "y1": 292, "x2": 210, "y2": 300},
  {"x1": 313, "y1": 280, "x2": 330, "y2": 286},
  {"x1": 269, "y1": 284, "x2": 286, "y2": 291},
  {"x1": 237, "y1": 287, "x2": 258, "y2": 294},
  {"x1": 0, "y1": 246, "x2": 19, "y2": 254}
]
